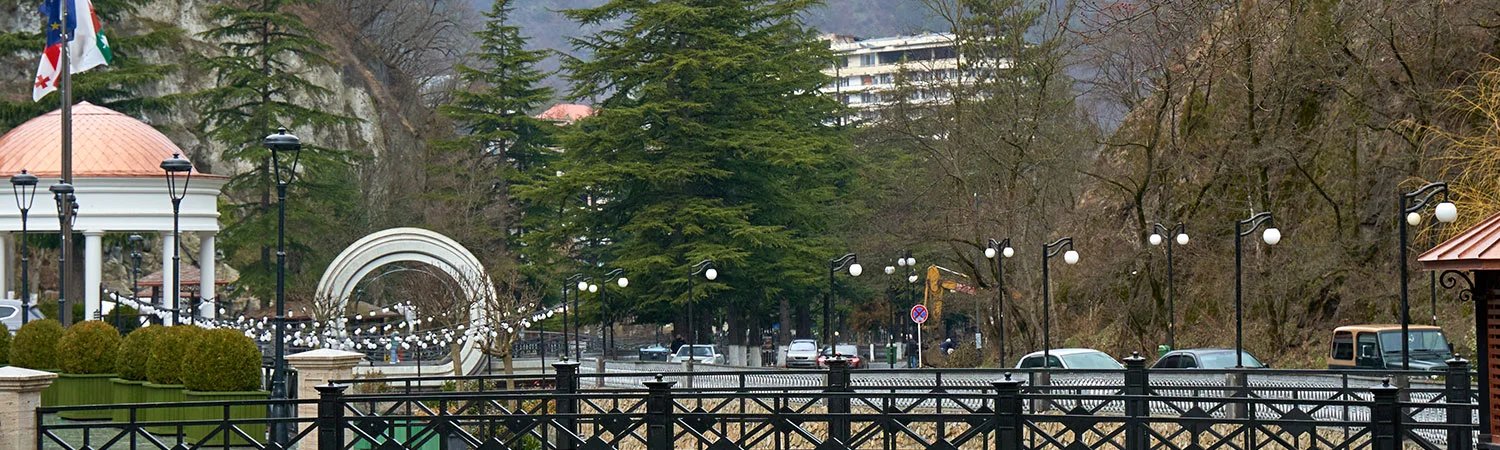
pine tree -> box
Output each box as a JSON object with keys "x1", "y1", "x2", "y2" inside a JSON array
[
  {"x1": 527, "y1": 0, "x2": 857, "y2": 341},
  {"x1": 428, "y1": 0, "x2": 556, "y2": 268},
  {"x1": 194, "y1": 0, "x2": 362, "y2": 309},
  {"x1": 0, "y1": 0, "x2": 182, "y2": 129}
]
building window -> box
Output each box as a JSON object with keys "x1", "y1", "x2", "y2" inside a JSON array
[{"x1": 860, "y1": 54, "x2": 877, "y2": 66}]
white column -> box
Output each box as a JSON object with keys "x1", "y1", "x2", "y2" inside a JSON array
[
  {"x1": 83, "y1": 231, "x2": 102, "y2": 321},
  {"x1": 160, "y1": 231, "x2": 175, "y2": 325},
  {"x1": 198, "y1": 231, "x2": 215, "y2": 320}
]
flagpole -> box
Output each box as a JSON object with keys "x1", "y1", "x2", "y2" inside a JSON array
[{"x1": 59, "y1": 0, "x2": 75, "y2": 327}]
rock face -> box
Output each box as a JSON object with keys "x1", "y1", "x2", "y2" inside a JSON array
[{"x1": 0, "y1": 0, "x2": 436, "y2": 183}]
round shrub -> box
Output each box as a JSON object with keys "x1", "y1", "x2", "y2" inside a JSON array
[
  {"x1": 146, "y1": 325, "x2": 203, "y2": 385},
  {"x1": 12, "y1": 319, "x2": 64, "y2": 369},
  {"x1": 57, "y1": 321, "x2": 122, "y2": 374},
  {"x1": 181, "y1": 328, "x2": 262, "y2": 392},
  {"x1": 0, "y1": 323, "x2": 11, "y2": 365},
  {"x1": 116, "y1": 326, "x2": 164, "y2": 381}
]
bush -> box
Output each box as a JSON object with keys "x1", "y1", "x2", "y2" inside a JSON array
[
  {"x1": 57, "y1": 321, "x2": 122, "y2": 374},
  {"x1": 116, "y1": 326, "x2": 164, "y2": 381},
  {"x1": 0, "y1": 323, "x2": 10, "y2": 365},
  {"x1": 181, "y1": 328, "x2": 263, "y2": 392},
  {"x1": 146, "y1": 325, "x2": 203, "y2": 385},
  {"x1": 105, "y1": 305, "x2": 142, "y2": 335},
  {"x1": 938, "y1": 344, "x2": 981, "y2": 368},
  {"x1": 11, "y1": 319, "x2": 64, "y2": 369},
  {"x1": 36, "y1": 301, "x2": 85, "y2": 324}
]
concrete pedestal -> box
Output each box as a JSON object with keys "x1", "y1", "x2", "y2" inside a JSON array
[{"x1": 0, "y1": 366, "x2": 57, "y2": 450}]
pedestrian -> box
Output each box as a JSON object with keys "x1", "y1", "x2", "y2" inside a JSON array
[
  {"x1": 905, "y1": 336, "x2": 919, "y2": 368},
  {"x1": 939, "y1": 337, "x2": 955, "y2": 355},
  {"x1": 670, "y1": 333, "x2": 687, "y2": 354}
]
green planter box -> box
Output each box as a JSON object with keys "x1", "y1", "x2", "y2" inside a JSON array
[
  {"x1": 55, "y1": 373, "x2": 117, "y2": 420},
  {"x1": 141, "y1": 383, "x2": 185, "y2": 435},
  {"x1": 351, "y1": 420, "x2": 444, "y2": 450},
  {"x1": 181, "y1": 390, "x2": 269, "y2": 446},
  {"x1": 110, "y1": 379, "x2": 148, "y2": 423},
  {"x1": 37, "y1": 369, "x2": 59, "y2": 407}
]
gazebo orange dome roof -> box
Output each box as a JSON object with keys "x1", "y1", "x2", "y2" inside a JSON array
[{"x1": 0, "y1": 102, "x2": 216, "y2": 178}]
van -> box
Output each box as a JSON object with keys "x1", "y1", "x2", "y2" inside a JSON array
[{"x1": 1328, "y1": 325, "x2": 1452, "y2": 371}]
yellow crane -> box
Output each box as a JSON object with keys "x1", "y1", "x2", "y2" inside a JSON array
[{"x1": 922, "y1": 265, "x2": 975, "y2": 336}]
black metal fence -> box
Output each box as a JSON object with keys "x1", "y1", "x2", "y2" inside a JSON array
[{"x1": 37, "y1": 354, "x2": 1479, "y2": 450}]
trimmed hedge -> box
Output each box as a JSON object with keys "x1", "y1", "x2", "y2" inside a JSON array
[
  {"x1": 182, "y1": 328, "x2": 263, "y2": 392},
  {"x1": 115, "y1": 326, "x2": 164, "y2": 381},
  {"x1": 57, "y1": 321, "x2": 122, "y2": 374},
  {"x1": 146, "y1": 325, "x2": 203, "y2": 385},
  {"x1": 0, "y1": 323, "x2": 11, "y2": 365},
  {"x1": 12, "y1": 319, "x2": 63, "y2": 369}
]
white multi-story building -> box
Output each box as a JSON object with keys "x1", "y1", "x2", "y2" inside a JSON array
[{"x1": 822, "y1": 33, "x2": 965, "y2": 120}]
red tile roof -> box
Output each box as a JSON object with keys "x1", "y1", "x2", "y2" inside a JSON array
[
  {"x1": 1418, "y1": 210, "x2": 1500, "y2": 271},
  {"x1": 0, "y1": 102, "x2": 219, "y2": 178},
  {"x1": 534, "y1": 104, "x2": 594, "y2": 125}
]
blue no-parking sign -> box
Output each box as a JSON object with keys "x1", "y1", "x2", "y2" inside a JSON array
[{"x1": 910, "y1": 305, "x2": 928, "y2": 324}]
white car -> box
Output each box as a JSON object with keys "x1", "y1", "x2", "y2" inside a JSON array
[
  {"x1": 1014, "y1": 348, "x2": 1124, "y2": 370},
  {"x1": 0, "y1": 299, "x2": 44, "y2": 332},
  {"x1": 668, "y1": 345, "x2": 725, "y2": 364},
  {"x1": 785, "y1": 339, "x2": 820, "y2": 368}
]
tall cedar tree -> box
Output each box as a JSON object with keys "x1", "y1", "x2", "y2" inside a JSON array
[
  {"x1": 0, "y1": 0, "x2": 182, "y2": 130},
  {"x1": 195, "y1": 0, "x2": 363, "y2": 309},
  {"x1": 430, "y1": 0, "x2": 555, "y2": 272},
  {"x1": 525, "y1": 0, "x2": 856, "y2": 341}
]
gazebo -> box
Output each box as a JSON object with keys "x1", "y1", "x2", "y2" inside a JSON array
[
  {"x1": 1418, "y1": 210, "x2": 1500, "y2": 446},
  {"x1": 0, "y1": 102, "x2": 225, "y2": 323}
]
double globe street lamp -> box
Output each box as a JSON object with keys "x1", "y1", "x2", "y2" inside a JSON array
[
  {"x1": 984, "y1": 238, "x2": 1014, "y2": 365},
  {"x1": 1041, "y1": 238, "x2": 1079, "y2": 366},
  {"x1": 1149, "y1": 223, "x2": 1189, "y2": 349},
  {"x1": 686, "y1": 259, "x2": 718, "y2": 346},
  {"x1": 161, "y1": 153, "x2": 192, "y2": 325},
  {"x1": 827, "y1": 254, "x2": 861, "y2": 355},
  {"x1": 1398, "y1": 183, "x2": 1457, "y2": 370},
  {"x1": 1234, "y1": 212, "x2": 1281, "y2": 368},
  {"x1": 10, "y1": 170, "x2": 36, "y2": 325},
  {"x1": 598, "y1": 269, "x2": 628, "y2": 359}
]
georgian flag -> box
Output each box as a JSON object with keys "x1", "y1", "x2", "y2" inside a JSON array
[{"x1": 32, "y1": 0, "x2": 113, "y2": 102}]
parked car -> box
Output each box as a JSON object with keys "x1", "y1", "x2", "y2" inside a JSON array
[
  {"x1": 1328, "y1": 324, "x2": 1453, "y2": 372},
  {"x1": 785, "y1": 339, "x2": 820, "y2": 369},
  {"x1": 1153, "y1": 349, "x2": 1266, "y2": 369},
  {"x1": 1013, "y1": 348, "x2": 1124, "y2": 370},
  {"x1": 0, "y1": 299, "x2": 44, "y2": 332},
  {"x1": 638, "y1": 344, "x2": 671, "y2": 361},
  {"x1": 668, "y1": 344, "x2": 726, "y2": 364},
  {"x1": 816, "y1": 344, "x2": 866, "y2": 369}
]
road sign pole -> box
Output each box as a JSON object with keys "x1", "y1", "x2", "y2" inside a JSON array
[{"x1": 910, "y1": 305, "x2": 928, "y2": 369}]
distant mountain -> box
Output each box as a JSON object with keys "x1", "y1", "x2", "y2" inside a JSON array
[{"x1": 475, "y1": 0, "x2": 948, "y2": 103}]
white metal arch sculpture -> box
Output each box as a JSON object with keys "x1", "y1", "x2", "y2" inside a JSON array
[{"x1": 316, "y1": 227, "x2": 493, "y2": 376}]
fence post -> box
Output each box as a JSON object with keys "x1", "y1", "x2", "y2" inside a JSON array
[
  {"x1": 1224, "y1": 370, "x2": 1247, "y2": 419},
  {"x1": 992, "y1": 374, "x2": 1024, "y2": 450},
  {"x1": 1123, "y1": 352, "x2": 1148, "y2": 450},
  {"x1": 644, "y1": 376, "x2": 677, "y2": 450},
  {"x1": 825, "y1": 357, "x2": 852, "y2": 445},
  {"x1": 0, "y1": 367, "x2": 56, "y2": 450},
  {"x1": 316, "y1": 383, "x2": 347, "y2": 450},
  {"x1": 553, "y1": 361, "x2": 580, "y2": 450},
  {"x1": 1371, "y1": 378, "x2": 1401, "y2": 450},
  {"x1": 1448, "y1": 357, "x2": 1474, "y2": 450}
]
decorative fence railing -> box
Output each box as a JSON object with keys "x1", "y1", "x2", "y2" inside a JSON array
[{"x1": 37, "y1": 354, "x2": 1479, "y2": 450}]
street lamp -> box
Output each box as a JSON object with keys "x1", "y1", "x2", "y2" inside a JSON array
[
  {"x1": 161, "y1": 153, "x2": 192, "y2": 325},
  {"x1": 898, "y1": 252, "x2": 916, "y2": 342},
  {"x1": 263, "y1": 126, "x2": 301, "y2": 445},
  {"x1": 1149, "y1": 223, "x2": 1189, "y2": 349},
  {"x1": 562, "y1": 273, "x2": 586, "y2": 361},
  {"x1": 48, "y1": 182, "x2": 77, "y2": 327},
  {"x1": 985, "y1": 238, "x2": 1014, "y2": 365},
  {"x1": 571, "y1": 275, "x2": 591, "y2": 361},
  {"x1": 827, "y1": 253, "x2": 861, "y2": 355},
  {"x1": 1234, "y1": 212, "x2": 1280, "y2": 368},
  {"x1": 1041, "y1": 238, "x2": 1078, "y2": 367},
  {"x1": 687, "y1": 259, "x2": 718, "y2": 345},
  {"x1": 600, "y1": 269, "x2": 627, "y2": 359},
  {"x1": 884, "y1": 264, "x2": 896, "y2": 368},
  {"x1": 1399, "y1": 183, "x2": 1456, "y2": 371},
  {"x1": 10, "y1": 170, "x2": 36, "y2": 326}
]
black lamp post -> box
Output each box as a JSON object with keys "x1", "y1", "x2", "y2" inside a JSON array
[
  {"x1": 1234, "y1": 212, "x2": 1280, "y2": 368},
  {"x1": 48, "y1": 182, "x2": 76, "y2": 327},
  {"x1": 10, "y1": 170, "x2": 36, "y2": 326},
  {"x1": 600, "y1": 268, "x2": 627, "y2": 359},
  {"x1": 563, "y1": 273, "x2": 586, "y2": 361},
  {"x1": 899, "y1": 252, "x2": 916, "y2": 340},
  {"x1": 826, "y1": 253, "x2": 862, "y2": 355},
  {"x1": 1041, "y1": 238, "x2": 1078, "y2": 367},
  {"x1": 161, "y1": 153, "x2": 192, "y2": 325},
  {"x1": 1399, "y1": 183, "x2": 1456, "y2": 371},
  {"x1": 687, "y1": 259, "x2": 717, "y2": 345},
  {"x1": 264, "y1": 127, "x2": 302, "y2": 445},
  {"x1": 1149, "y1": 223, "x2": 1189, "y2": 349},
  {"x1": 984, "y1": 238, "x2": 1014, "y2": 365},
  {"x1": 883, "y1": 262, "x2": 896, "y2": 368}
]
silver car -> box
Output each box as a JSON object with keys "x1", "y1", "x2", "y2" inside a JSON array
[
  {"x1": 785, "y1": 340, "x2": 820, "y2": 369},
  {"x1": 668, "y1": 345, "x2": 725, "y2": 364},
  {"x1": 0, "y1": 299, "x2": 44, "y2": 332}
]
